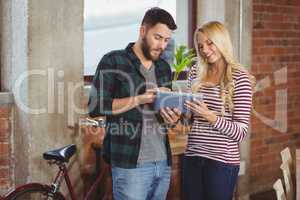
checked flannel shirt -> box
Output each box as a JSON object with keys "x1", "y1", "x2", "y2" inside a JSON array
[{"x1": 88, "y1": 43, "x2": 173, "y2": 168}]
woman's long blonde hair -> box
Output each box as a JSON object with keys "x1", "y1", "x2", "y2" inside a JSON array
[{"x1": 191, "y1": 21, "x2": 255, "y2": 115}]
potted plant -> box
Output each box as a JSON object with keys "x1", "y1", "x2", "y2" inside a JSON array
[{"x1": 171, "y1": 45, "x2": 195, "y2": 91}]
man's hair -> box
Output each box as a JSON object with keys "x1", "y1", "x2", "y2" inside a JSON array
[{"x1": 142, "y1": 7, "x2": 177, "y2": 30}]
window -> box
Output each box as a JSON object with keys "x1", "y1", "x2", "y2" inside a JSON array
[{"x1": 84, "y1": 0, "x2": 195, "y2": 78}]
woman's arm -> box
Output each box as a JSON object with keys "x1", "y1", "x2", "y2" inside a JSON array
[
  {"x1": 212, "y1": 73, "x2": 253, "y2": 142},
  {"x1": 185, "y1": 72, "x2": 253, "y2": 142}
]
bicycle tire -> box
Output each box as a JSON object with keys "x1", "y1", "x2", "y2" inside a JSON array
[{"x1": 6, "y1": 183, "x2": 65, "y2": 200}]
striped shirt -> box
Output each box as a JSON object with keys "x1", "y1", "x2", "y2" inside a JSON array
[{"x1": 185, "y1": 65, "x2": 253, "y2": 165}]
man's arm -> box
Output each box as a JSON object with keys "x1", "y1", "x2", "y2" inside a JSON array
[
  {"x1": 112, "y1": 86, "x2": 172, "y2": 114},
  {"x1": 88, "y1": 54, "x2": 116, "y2": 117},
  {"x1": 111, "y1": 89, "x2": 156, "y2": 114}
]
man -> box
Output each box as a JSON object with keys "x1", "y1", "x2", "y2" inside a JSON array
[{"x1": 88, "y1": 7, "x2": 180, "y2": 200}]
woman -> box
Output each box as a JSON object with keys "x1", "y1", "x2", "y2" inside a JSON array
[{"x1": 183, "y1": 21, "x2": 255, "y2": 200}]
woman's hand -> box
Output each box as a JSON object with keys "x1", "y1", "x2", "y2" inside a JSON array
[
  {"x1": 160, "y1": 107, "x2": 181, "y2": 124},
  {"x1": 185, "y1": 99, "x2": 217, "y2": 124}
]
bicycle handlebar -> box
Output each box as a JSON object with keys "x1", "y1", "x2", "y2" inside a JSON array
[{"x1": 80, "y1": 118, "x2": 106, "y2": 128}]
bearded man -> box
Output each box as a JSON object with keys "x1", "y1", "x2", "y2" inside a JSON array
[{"x1": 88, "y1": 7, "x2": 181, "y2": 200}]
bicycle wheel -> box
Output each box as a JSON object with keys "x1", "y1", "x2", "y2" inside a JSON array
[{"x1": 6, "y1": 183, "x2": 65, "y2": 200}]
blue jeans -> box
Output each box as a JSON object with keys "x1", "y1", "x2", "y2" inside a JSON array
[
  {"x1": 111, "y1": 160, "x2": 171, "y2": 200},
  {"x1": 183, "y1": 156, "x2": 239, "y2": 200}
]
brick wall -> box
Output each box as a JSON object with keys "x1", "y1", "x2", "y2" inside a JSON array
[
  {"x1": 0, "y1": 105, "x2": 12, "y2": 193},
  {"x1": 251, "y1": 0, "x2": 300, "y2": 193}
]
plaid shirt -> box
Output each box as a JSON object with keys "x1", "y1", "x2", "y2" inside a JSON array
[{"x1": 88, "y1": 43, "x2": 173, "y2": 168}]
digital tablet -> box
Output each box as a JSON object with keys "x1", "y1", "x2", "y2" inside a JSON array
[{"x1": 153, "y1": 91, "x2": 203, "y2": 113}]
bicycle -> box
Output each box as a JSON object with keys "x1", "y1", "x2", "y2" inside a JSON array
[{"x1": 2, "y1": 118, "x2": 109, "y2": 200}]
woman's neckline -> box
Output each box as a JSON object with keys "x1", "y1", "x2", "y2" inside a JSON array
[{"x1": 201, "y1": 82, "x2": 220, "y2": 88}]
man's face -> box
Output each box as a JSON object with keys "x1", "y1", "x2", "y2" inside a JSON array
[{"x1": 141, "y1": 23, "x2": 172, "y2": 61}]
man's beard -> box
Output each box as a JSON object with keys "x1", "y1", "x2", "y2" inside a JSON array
[{"x1": 141, "y1": 38, "x2": 162, "y2": 61}]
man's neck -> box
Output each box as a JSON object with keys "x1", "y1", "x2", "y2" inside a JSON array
[{"x1": 132, "y1": 42, "x2": 153, "y2": 69}]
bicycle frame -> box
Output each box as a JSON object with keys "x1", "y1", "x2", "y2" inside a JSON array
[
  {"x1": 1, "y1": 139, "x2": 108, "y2": 200},
  {"x1": 1, "y1": 161, "x2": 108, "y2": 200},
  {"x1": 54, "y1": 161, "x2": 108, "y2": 200},
  {"x1": 53, "y1": 163, "x2": 77, "y2": 200},
  {"x1": 3, "y1": 162, "x2": 78, "y2": 200},
  {"x1": 2, "y1": 183, "x2": 57, "y2": 200}
]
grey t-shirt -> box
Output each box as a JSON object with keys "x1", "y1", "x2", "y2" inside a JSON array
[{"x1": 137, "y1": 64, "x2": 167, "y2": 163}]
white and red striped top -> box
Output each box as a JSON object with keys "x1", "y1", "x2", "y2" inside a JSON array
[{"x1": 185, "y1": 65, "x2": 253, "y2": 165}]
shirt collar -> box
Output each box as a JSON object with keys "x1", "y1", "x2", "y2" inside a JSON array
[{"x1": 125, "y1": 43, "x2": 141, "y2": 66}]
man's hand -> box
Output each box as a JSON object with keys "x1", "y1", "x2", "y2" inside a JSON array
[
  {"x1": 160, "y1": 107, "x2": 181, "y2": 124},
  {"x1": 112, "y1": 87, "x2": 172, "y2": 114},
  {"x1": 157, "y1": 87, "x2": 171, "y2": 92},
  {"x1": 136, "y1": 87, "x2": 171, "y2": 105},
  {"x1": 136, "y1": 89, "x2": 157, "y2": 105}
]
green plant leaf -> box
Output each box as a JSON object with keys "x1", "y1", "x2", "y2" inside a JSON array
[{"x1": 171, "y1": 45, "x2": 196, "y2": 81}]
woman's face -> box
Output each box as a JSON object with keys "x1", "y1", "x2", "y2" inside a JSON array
[{"x1": 197, "y1": 32, "x2": 222, "y2": 64}]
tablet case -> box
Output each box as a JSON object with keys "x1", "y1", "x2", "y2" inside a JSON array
[{"x1": 153, "y1": 91, "x2": 203, "y2": 113}]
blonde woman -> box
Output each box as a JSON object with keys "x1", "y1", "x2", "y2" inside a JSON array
[{"x1": 183, "y1": 21, "x2": 254, "y2": 200}]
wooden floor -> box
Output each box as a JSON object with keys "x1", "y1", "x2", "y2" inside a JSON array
[{"x1": 250, "y1": 189, "x2": 276, "y2": 200}]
